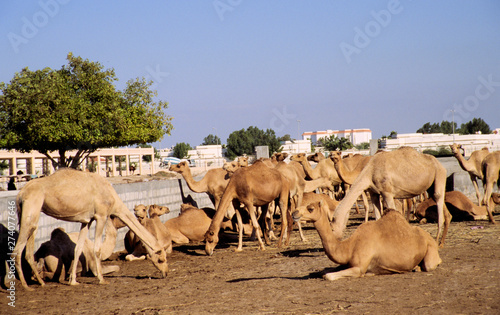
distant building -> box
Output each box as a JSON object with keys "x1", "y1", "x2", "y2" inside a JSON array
[
  {"x1": 380, "y1": 132, "x2": 500, "y2": 155},
  {"x1": 160, "y1": 145, "x2": 226, "y2": 168},
  {"x1": 302, "y1": 129, "x2": 372, "y2": 146},
  {"x1": 280, "y1": 140, "x2": 312, "y2": 155}
]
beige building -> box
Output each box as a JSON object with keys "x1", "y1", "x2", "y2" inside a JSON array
[{"x1": 303, "y1": 128, "x2": 372, "y2": 146}]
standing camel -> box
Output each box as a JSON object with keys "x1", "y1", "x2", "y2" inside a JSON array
[
  {"x1": 481, "y1": 151, "x2": 500, "y2": 223},
  {"x1": 331, "y1": 147, "x2": 452, "y2": 246},
  {"x1": 450, "y1": 144, "x2": 489, "y2": 205},
  {"x1": 12, "y1": 168, "x2": 168, "y2": 290},
  {"x1": 204, "y1": 160, "x2": 290, "y2": 255}
]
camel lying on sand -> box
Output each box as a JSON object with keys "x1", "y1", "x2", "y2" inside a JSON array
[
  {"x1": 164, "y1": 204, "x2": 216, "y2": 244},
  {"x1": 13, "y1": 169, "x2": 168, "y2": 289},
  {"x1": 292, "y1": 201, "x2": 441, "y2": 280},
  {"x1": 125, "y1": 204, "x2": 172, "y2": 261},
  {"x1": 34, "y1": 222, "x2": 120, "y2": 282},
  {"x1": 415, "y1": 191, "x2": 490, "y2": 223}
]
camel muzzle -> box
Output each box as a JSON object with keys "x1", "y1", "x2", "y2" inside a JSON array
[{"x1": 292, "y1": 211, "x2": 301, "y2": 222}]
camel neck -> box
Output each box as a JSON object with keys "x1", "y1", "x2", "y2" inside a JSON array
[{"x1": 312, "y1": 214, "x2": 350, "y2": 265}]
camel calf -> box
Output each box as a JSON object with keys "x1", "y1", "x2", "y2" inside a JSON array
[
  {"x1": 34, "y1": 224, "x2": 120, "y2": 283},
  {"x1": 125, "y1": 204, "x2": 172, "y2": 261},
  {"x1": 293, "y1": 201, "x2": 441, "y2": 281}
]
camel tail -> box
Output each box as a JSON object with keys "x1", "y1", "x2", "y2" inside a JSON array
[{"x1": 332, "y1": 166, "x2": 372, "y2": 236}]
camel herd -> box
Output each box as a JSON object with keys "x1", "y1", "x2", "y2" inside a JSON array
[{"x1": 8, "y1": 145, "x2": 500, "y2": 289}]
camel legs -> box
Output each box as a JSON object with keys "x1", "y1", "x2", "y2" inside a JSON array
[
  {"x1": 482, "y1": 175, "x2": 499, "y2": 224},
  {"x1": 68, "y1": 222, "x2": 91, "y2": 285},
  {"x1": 470, "y1": 175, "x2": 483, "y2": 206},
  {"x1": 420, "y1": 241, "x2": 442, "y2": 272},
  {"x1": 234, "y1": 210, "x2": 244, "y2": 252},
  {"x1": 92, "y1": 217, "x2": 107, "y2": 284},
  {"x1": 246, "y1": 203, "x2": 266, "y2": 251},
  {"x1": 13, "y1": 198, "x2": 45, "y2": 290},
  {"x1": 323, "y1": 267, "x2": 363, "y2": 281}
]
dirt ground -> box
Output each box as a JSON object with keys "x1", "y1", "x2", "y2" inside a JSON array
[{"x1": 3, "y1": 210, "x2": 499, "y2": 315}]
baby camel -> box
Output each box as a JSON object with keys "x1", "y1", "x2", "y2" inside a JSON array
[
  {"x1": 125, "y1": 204, "x2": 172, "y2": 261},
  {"x1": 292, "y1": 201, "x2": 441, "y2": 281}
]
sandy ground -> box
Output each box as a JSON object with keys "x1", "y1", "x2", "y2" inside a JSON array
[{"x1": 3, "y1": 210, "x2": 499, "y2": 315}]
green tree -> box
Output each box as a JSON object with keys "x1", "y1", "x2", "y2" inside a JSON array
[
  {"x1": 202, "y1": 134, "x2": 221, "y2": 145},
  {"x1": 355, "y1": 142, "x2": 370, "y2": 150},
  {"x1": 278, "y1": 134, "x2": 292, "y2": 142},
  {"x1": 318, "y1": 136, "x2": 353, "y2": 151},
  {"x1": 136, "y1": 143, "x2": 158, "y2": 162},
  {"x1": 0, "y1": 53, "x2": 173, "y2": 169},
  {"x1": 458, "y1": 118, "x2": 491, "y2": 135},
  {"x1": 226, "y1": 126, "x2": 281, "y2": 160},
  {"x1": 172, "y1": 142, "x2": 192, "y2": 159}
]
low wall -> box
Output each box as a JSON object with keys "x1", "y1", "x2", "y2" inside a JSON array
[
  {"x1": 0, "y1": 175, "x2": 213, "y2": 252},
  {"x1": 0, "y1": 158, "x2": 497, "y2": 254}
]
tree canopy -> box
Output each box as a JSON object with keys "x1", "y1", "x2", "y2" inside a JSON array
[
  {"x1": 225, "y1": 126, "x2": 281, "y2": 160},
  {"x1": 416, "y1": 118, "x2": 490, "y2": 135},
  {"x1": 202, "y1": 134, "x2": 221, "y2": 145},
  {"x1": 318, "y1": 136, "x2": 354, "y2": 152},
  {"x1": 172, "y1": 142, "x2": 192, "y2": 159},
  {"x1": 0, "y1": 53, "x2": 173, "y2": 169}
]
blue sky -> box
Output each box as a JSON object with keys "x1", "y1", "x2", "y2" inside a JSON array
[{"x1": 1, "y1": 1, "x2": 499, "y2": 149}]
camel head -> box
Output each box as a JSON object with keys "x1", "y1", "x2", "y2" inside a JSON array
[
  {"x1": 492, "y1": 193, "x2": 500, "y2": 205},
  {"x1": 449, "y1": 143, "x2": 463, "y2": 155},
  {"x1": 223, "y1": 161, "x2": 240, "y2": 175},
  {"x1": 149, "y1": 204, "x2": 170, "y2": 218},
  {"x1": 148, "y1": 249, "x2": 168, "y2": 278},
  {"x1": 169, "y1": 161, "x2": 189, "y2": 173},
  {"x1": 307, "y1": 152, "x2": 325, "y2": 162},
  {"x1": 204, "y1": 229, "x2": 219, "y2": 256},
  {"x1": 290, "y1": 153, "x2": 306, "y2": 163},
  {"x1": 134, "y1": 204, "x2": 148, "y2": 221},
  {"x1": 292, "y1": 200, "x2": 327, "y2": 223},
  {"x1": 329, "y1": 151, "x2": 342, "y2": 163},
  {"x1": 237, "y1": 156, "x2": 249, "y2": 167},
  {"x1": 273, "y1": 152, "x2": 288, "y2": 162}
]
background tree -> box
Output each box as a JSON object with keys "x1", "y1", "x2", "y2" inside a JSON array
[
  {"x1": 172, "y1": 142, "x2": 192, "y2": 159},
  {"x1": 202, "y1": 134, "x2": 221, "y2": 145},
  {"x1": 318, "y1": 136, "x2": 353, "y2": 151},
  {"x1": 0, "y1": 53, "x2": 173, "y2": 169},
  {"x1": 355, "y1": 142, "x2": 370, "y2": 150},
  {"x1": 226, "y1": 126, "x2": 281, "y2": 160},
  {"x1": 389, "y1": 131, "x2": 398, "y2": 138},
  {"x1": 277, "y1": 134, "x2": 292, "y2": 142},
  {"x1": 135, "y1": 144, "x2": 158, "y2": 162},
  {"x1": 459, "y1": 118, "x2": 491, "y2": 135}
]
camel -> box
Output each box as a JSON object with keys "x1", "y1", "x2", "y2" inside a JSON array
[
  {"x1": 481, "y1": 151, "x2": 500, "y2": 223},
  {"x1": 204, "y1": 160, "x2": 290, "y2": 255},
  {"x1": 34, "y1": 222, "x2": 120, "y2": 283},
  {"x1": 290, "y1": 153, "x2": 342, "y2": 194},
  {"x1": 307, "y1": 152, "x2": 326, "y2": 162},
  {"x1": 450, "y1": 144, "x2": 489, "y2": 205},
  {"x1": 169, "y1": 161, "x2": 235, "y2": 218},
  {"x1": 125, "y1": 204, "x2": 172, "y2": 261},
  {"x1": 330, "y1": 152, "x2": 372, "y2": 220},
  {"x1": 295, "y1": 192, "x2": 338, "y2": 241},
  {"x1": 292, "y1": 201, "x2": 441, "y2": 281},
  {"x1": 12, "y1": 168, "x2": 168, "y2": 289},
  {"x1": 331, "y1": 147, "x2": 452, "y2": 246},
  {"x1": 164, "y1": 204, "x2": 216, "y2": 244},
  {"x1": 415, "y1": 190, "x2": 490, "y2": 223}
]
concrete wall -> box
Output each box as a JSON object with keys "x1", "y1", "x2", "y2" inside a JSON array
[
  {"x1": 0, "y1": 176, "x2": 213, "y2": 252},
  {"x1": 1, "y1": 157, "x2": 497, "y2": 254}
]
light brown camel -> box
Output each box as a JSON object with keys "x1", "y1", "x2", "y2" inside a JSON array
[
  {"x1": 292, "y1": 202, "x2": 441, "y2": 280},
  {"x1": 12, "y1": 168, "x2": 168, "y2": 289},
  {"x1": 331, "y1": 147, "x2": 452, "y2": 246},
  {"x1": 165, "y1": 204, "x2": 215, "y2": 244},
  {"x1": 204, "y1": 160, "x2": 290, "y2": 255},
  {"x1": 415, "y1": 190, "x2": 489, "y2": 223},
  {"x1": 125, "y1": 204, "x2": 172, "y2": 261},
  {"x1": 169, "y1": 161, "x2": 234, "y2": 217},
  {"x1": 481, "y1": 151, "x2": 500, "y2": 223},
  {"x1": 450, "y1": 144, "x2": 489, "y2": 205},
  {"x1": 307, "y1": 152, "x2": 326, "y2": 162},
  {"x1": 290, "y1": 153, "x2": 342, "y2": 193},
  {"x1": 34, "y1": 221, "x2": 120, "y2": 283}
]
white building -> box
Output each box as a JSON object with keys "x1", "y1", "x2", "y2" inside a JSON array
[
  {"x1": 380, "y1": 132, "x2": 500, "y2": 155},
  {"x1": 303, "y1": 129, "x2": 372, "y2": 146},
  {"x1": 280, "y1": 140, "x2": 312, "y2": 155}
]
